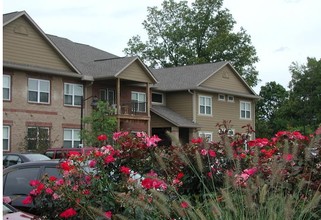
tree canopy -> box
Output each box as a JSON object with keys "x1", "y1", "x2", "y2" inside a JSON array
[{"x1": 124, "y1": 0, "x2": 260, "y2": 87}]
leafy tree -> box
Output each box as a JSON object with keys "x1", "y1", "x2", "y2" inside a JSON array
[
  {"x1": 81, "y1": 101, "x2": 117, "y2": 147},
  {"x1": 255, "y1": 81, "x2": 289, "y2": 137},
  {"x1": 124, "y1": 0, "x2": 260, "y2": 87},
  {"x1": 285, "y1": 57, "x2": 321, "y2": 134}
]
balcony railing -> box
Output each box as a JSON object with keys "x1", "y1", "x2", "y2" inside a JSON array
[{"x1": 119, "y1": 101, "x2": 146, "y2": 115}]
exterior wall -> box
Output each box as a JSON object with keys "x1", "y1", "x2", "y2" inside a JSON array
[
  {"x1": 118, "y1": 61, "x2": 154, "y2": 83},
  {"x1": 165, "y1": 91, "x2": 193, "y2": 121},
  {"x1": 3, "y1": 69, "x2": 83, "y2": 152},
  {"x1": 120, "y1": 120, "x2": 148, "y2": 133},
  {"x1": 3, "y1": 17, "x2": 72, "y2": 71},
  {"x1": 195, "y1": 91, "x2": 255, "y2": 141},
  {"x1": 151, "y1": 113, "x2": 173, "y2": 128},
  {"x1": 201, "y1": 66, "x2": 251, "y2": 94}
]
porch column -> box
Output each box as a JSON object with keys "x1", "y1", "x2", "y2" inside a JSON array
[
  {"x1": 117, "y1": 78, "x2": 121, "y2": 131},
  {"x1": 146, "y1": 82, "x2": 151, "y2": 136}
]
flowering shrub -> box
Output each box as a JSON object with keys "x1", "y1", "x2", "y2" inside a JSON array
[{"x1": 24, "y1": 122, "x2": 321, "y2": 219}]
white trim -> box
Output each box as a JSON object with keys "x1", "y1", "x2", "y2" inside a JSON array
[
  {"x1": 218, "y1": 94, "x2": 225, "y2": 101},
  {"x1": 3, "y1": 75, "x2": 11, "y2": 101},
  {"x1": 199, "y1": 95, "x2": 212, "y2": 116},
  {"x1": 227, "y1": 95, "x2": 234, "y2": 102},
  {"x1": 3, "y1": 126, "x2": 10, "y2": 151},
  {"x1": 64, "y1": 83, "x2": 83, "y2": 107},
  {"x1": 28, "y1": 78, "x2": 50, "y2": 104},
  {"x1": 240, "y1": 101, "x2": 251, "y2": 120},
  {"x1": 198, "y1": 131, "x2": 213, "y2": 142},
  {"x1": 151, "y1": 92, "x2": 165, "y2": 105}
]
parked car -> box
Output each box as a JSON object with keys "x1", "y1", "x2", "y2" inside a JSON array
[
  {"x1": 3, "y1": 160, "x2": 62, "y2": 215},
  {"x1": 44, "y1": 147, "x2": 95, "y2": 159},
  {"x1": 3, "y1": 196, "x2": 37, "y2": 219},
  {"x1": 3, "y1": 153, "x2": 51, "y2": 168}
]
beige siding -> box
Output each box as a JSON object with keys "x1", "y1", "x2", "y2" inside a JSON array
[
  {"x1": 151, "y1": 113, "x2": 173, "y2": 127},
  {"x1": 3, "y1": 17, "x2": 73, "y2": 71},
  {"x1": 118, "y1": 61, "x2": 154, "y2": 83},
  {"x1": 166, "y1": 92, "x2": 193, "y2": 120},
  {"x1": 3, "y1": 69, "x2": 85, "y2": 152},
  {"x1": 195, "y1": 91, "x2": 255, "y2": 141},
  {"x1": 201, "y1": 66, "x2": 250, "y2": 94}
]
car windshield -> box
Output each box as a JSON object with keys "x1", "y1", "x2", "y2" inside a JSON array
[{"x1": 24, "y1": 154, "x2": 50, "y2": 161}]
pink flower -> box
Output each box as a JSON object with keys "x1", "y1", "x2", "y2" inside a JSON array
[
  {"x1": 113, "y1": 131, "x2": 129, "y2": 140},
  {"x1": 181, "y1": 201, "x2": 189, "y2": 208},
  {"x1": 29, "y1": 179, "x2": 40, "y2": 187},
  {"x1": 89, "y1": 160, "x2": 97, "y2": 168},
  {"x1": 283, "y1": 154, "x2": 293, "y2": 161},
  {"x1": 145, "y1": 135, "x2": 161, "y2": 147},
  {"x1": 97, "y1": 134, "x2": 107, "y2": 141},
  {"x1": 200, "y1": 149, "x2": 208, "y2": 156},
  {"x1": 243, "y1": 167, "x2": 258, "y2": 176},
  {"x1": 142, "y1": 178, "x2": 167, "y2": 190},
  {"x1": 315, "y1": 126, "x2": 321, "y2": 135},
  {"x1": 105, "y1": 211, "x2": 112, "y2": 219},
  {"x1": 22, "y1": 195, "x2": 33, "y2": 205},
  {"x1": 45, "y1": 188, "x2": 54, "y2": 194},
  {"x1": 120, "y1": 166, "x2": 131, "y2": 175},
  {"x1": 52, "y1": 193, "x2": 60, "y2": 200},
  {"x1": 59, "y1": 208, "x2": 77, "y2": 218}
]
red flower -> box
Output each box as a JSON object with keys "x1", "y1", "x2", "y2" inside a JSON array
[
  {"x1": 180, "y1": 201, "x2": 189, "y2": 208},
  {"x1": 120, "y1": 166, "x2": 131, "y2": 175},
  {"x1": 283, "y1": 153, "x2": 293, "y2": 161},
  {"x1": 59, "y1": 208, "x2": 77, "y2": 218},
  {"x1": 104, "y1": 155, "x2": 115, "y2": 164},
  {"x1": 208, "y1": 149, "x2": 216, "y2": 157},
  {"x1": 105, "y1": 211, "x2": 112, "y2": 219},
  {"x1": 176, "y1": 172, "x2": 184, "y2": 180},
  {"x1": 191, "y1": 137, "x2": 203, "y2": 144},
  {"x1": 22, "y1": 195, "x2": 33, "y2": 205},
  {"x1": 98, "y1": 134, "x2": 107, "y2": 141},
  {"x1": 49, "y1": 176, "x2": 57, "y2": 182},
  {"x1": 60, "y1": 161, "x2": 73, "y2": 171},
  {"x1": 29, "y1": 179, "x2": 40, "y2": 186}
]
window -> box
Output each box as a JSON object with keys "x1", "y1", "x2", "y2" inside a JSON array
[
  {"x1": 64, "y1": 83, "x2": 83, "y2": 106},
  {"x1": 227, "y1": 95, "x2": 234, "y2": 102},
  {"x1": 28, "y1": 78, "x2": 50, "y2": 103},
  {"x1": 218, "y1": 94, "x2": 225, "y2": 101},
  {"x1": 152, "y1": 92, "x2": 164, "y2": 104},
  {"x1": 100, "y1": 89, "x2": 115, "y2": 105},
  {"x1": 64, "y1": 129, "x2": 80, "y2": 148},
  {"x1": 199, "y1": 132, "x2": 213, "y2": 142},
  {"x1": 3, "y1": 75, "x2": 11, "y2": 100},
  {"x1": 27, "y1": 127, "x2": 50, "y2": 150},
  {"x1": 240, "y1": 101, "x2": 251, "y2": 119},
  {"x1": 3, "y1": 126, "x2": 10, "y2": 151},
  {"x1": 131, "y1": 92, "x2": 146, "y2": 112},
  {"x1": 199, "y1": 95, "x2": 212, "y2": 115}
]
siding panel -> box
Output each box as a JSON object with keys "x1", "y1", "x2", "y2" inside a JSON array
[
  {"x1": 118, "y1": 61, "x2": 154, "y2": 83},
  {"x1": 3, "y1": 17, "x2": 72, "y2": 71},
  {"x1": 166, "y1": 92, "x2": 193, "y2": 120}
]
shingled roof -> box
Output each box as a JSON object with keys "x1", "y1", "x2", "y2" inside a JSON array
[
  {"x1": 151, "y1": 105, "x2": 200, "y2": 128},
  {"x1": 152, "y1": 62, "x2": 228, "y2": 91}
]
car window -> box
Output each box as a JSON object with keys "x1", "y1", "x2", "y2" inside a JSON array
[
  {"x1": 4, "y1": 168, "x2": 39, "y2": 196},
  {"x1": 43, "y1": 167, "x2": 62, "y2": 178},
  {"x1": 44, "y1": 151, "x2": 54, "y2": 159},
  {"x1": 24, "y1": 154, "x2": 50, "y2": 161},
  {"x1": 3, "y1": 155, "x2": 22, "y2": 167}
]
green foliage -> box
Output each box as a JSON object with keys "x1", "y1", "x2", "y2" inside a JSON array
[
  {"x1": 256, "y1": 81, "x2": 289, "y2": 138},
  {"x1": 81, "y1": 101, "x2": 117, "y2": 147},
  {"x1": 124, "y1": 0, "x2": 259, "y2": 87},
  {"x1": 20, "y1": 127, "x2": 54, "y2": 153}
]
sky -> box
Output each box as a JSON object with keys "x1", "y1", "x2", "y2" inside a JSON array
[{"x1": 2, "y1": 0, "x2": 321, "y2": 93}]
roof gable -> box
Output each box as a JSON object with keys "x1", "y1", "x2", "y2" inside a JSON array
[{"x1": 3, "y1": 11, "x2": 80, "y2": 74}]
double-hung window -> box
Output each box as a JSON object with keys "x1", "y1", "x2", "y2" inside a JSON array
[
  {"x1": 240, "y1": 101, "x2": 251, "y2": 119},
  {"x1": 28, "y1": 78, "x2": 50, "y2": 103},
  {"x1": 64, "y1": 83, "x2": 83, "y2": 106},
  {"x1": 3, "y1": 126, "x2": 10, "y2": 151},
  {"x1": 63, "y1": 129, "x2": 80, "y2": 148},
  {"x1": 131, "y1": 91, "x2": 146, "y2": 112},
  {"x1": 100, "y1": 89, "x2": 115, "y2": 105},
  {"x1": 199, "y1": 95, "x2": 212, "y2": 115},
  {"x1": 27, "y1": 127, "x2": 50, "y2": 150},
  {"x1": 3, "y1": 75, "x2": 11, "y2": 101},
  {"x1": 199, "y1": 131, "x2": 213, "y2": 142}
]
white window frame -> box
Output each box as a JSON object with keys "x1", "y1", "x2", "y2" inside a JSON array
[
  {"x1": 218, "y1": 94, "x2": 225, "y2": 101},
  {"x1": 240, "y1": 101, "x2": 251, "y2": 119},
  {"x1": 227, "y1": 95, "x2": 234, "y2": 102},
  {"x1": 28, "y1": 78, "x2": 50, "y2": 104},
  {"x1": 199, "y1": 95, "x2": 212, "y2": 115},
  {"x1": 64, "y1": 83, "x2": 83, "y2": 106},
  {"x1": 3, "y1": 75, "x2": 11, "y2": 101},
  {"x1": 198, "y1": 131, "x2": 213, "y2": 142},
  {"x1": 27, "y1": 127, "x2": 50, "y2": 150},
  {"x1": 131, "y1": 91, "x2": 146, "y2": 112},
  {"x1": 63, "y1": 129, "x2": 81, "y2": 148},
  {"x1": 3, "y1": 126, "x2": 10, "y2": 151},
  {"x1": 152, "y1": 92, "x2": 165, "y2": 105}
]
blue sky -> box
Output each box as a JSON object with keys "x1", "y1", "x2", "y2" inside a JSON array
[{"x1": 3, "y1": 0, "x2": 321, "y2": 92}]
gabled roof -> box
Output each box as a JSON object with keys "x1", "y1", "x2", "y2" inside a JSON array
[
  {"x1": 3, "y1": 11, "x2": 82, "y2": 74},
  {"x1": 151, "y1": 105, "x2": 200, "y2": 128},
  {"x1": 151, "y1": 62, "x2": 259, "y2": 98},
  {"x1": 3, "y1": 11, "x2": 157, "y2": 83},
  {"x1": 48, "y1": 34, "x2": 157, "y2": 82}
]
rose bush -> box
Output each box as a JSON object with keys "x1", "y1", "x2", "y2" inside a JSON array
[{"x1": 24, "y1": 122, "x2": 321, "y2": 219}]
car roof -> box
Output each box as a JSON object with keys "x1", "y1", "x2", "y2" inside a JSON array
[{"x1": 3, "y1": 160, "x2": 61, "y2": 174}]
